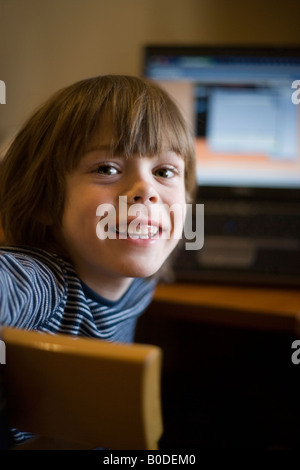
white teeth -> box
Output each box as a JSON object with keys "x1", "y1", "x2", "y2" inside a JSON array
[
  {"x1": 117, "y1": 225, "x2": 159, "y2": 239},
  {"x1": 116, "y1": 228, "x2": 127, "y2": 236}
]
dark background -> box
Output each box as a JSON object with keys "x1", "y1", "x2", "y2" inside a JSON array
[{"x1": 135, "y1": 300, "x2": 300, "y2": 450}]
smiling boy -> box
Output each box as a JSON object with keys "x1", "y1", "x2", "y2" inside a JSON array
[
  {"x1": 0, "y1": 75, "x2": 196, "y2": 442},
  {"x1": 0, "y1": 74, "x2": 196, "y2": 332},
  {"x1": 0, "y1": 75, "x2": 195, "y2": 442},
  {"x1": 0, "y1": 74, "x2": 196, "y2": 313}
]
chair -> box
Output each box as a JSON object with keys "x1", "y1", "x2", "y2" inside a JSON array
[{"x1": 1, "y1": 326, "x2": 163, "y2": 450}]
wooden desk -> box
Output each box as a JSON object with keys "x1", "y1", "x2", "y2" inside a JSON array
[
  {"x1": 153, "y1": 283, "x2": 300, "y2": 332},
  {"x1": 137, "y1": 283, "x2": 300, "y2": 449}
]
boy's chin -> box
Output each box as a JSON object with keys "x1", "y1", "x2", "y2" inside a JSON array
[{"x1": 124, "y1": 263, "x2": 164, "y2": 279}]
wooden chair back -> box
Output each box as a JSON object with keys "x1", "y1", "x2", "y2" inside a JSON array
[{"x1": 1, "y1": 326, "x2": 163, "y2": 450}]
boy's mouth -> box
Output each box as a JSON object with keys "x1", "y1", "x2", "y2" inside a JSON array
[{"x1": 115, "y1": 224, "x2": 160, "y2": 239}]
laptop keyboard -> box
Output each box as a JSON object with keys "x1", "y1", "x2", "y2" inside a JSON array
[{"x1": 172, "y1": 200, "x2": 300, "y2": 286}]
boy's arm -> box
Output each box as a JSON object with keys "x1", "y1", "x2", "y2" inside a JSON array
[{"x1": 0, "y1": 251, "x2": 65, "y2": 329}]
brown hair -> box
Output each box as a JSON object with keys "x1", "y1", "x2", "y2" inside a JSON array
[{"x1": 0, "y1": 75, "x2": 196, "y2": 249}]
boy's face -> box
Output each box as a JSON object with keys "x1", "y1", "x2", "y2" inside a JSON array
[{"x1": 58, "y1": 123, "x2": 186, "y2": 300}]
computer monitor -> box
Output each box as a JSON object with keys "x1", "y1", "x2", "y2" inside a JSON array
[
  {"x1": 143, "y1": 45, "x2": 300, "y2": 201},
  {"x1": 143, "y1": 45, "x2": 300, "y2": 286}
]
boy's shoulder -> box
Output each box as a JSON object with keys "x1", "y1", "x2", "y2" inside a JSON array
[
  {"x1": 0, "y1": 245, "x2": 70, "y2": 280},
  {"x1": 0, "y1": 246, "x2": 70, "y2": 330}
]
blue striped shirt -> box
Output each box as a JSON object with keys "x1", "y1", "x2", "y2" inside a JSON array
[
  {"x1": 0, "y1": 246, "x2": 156, "y2": 341},
  {"x1": 0, "y1": 245, "x2": 157, "y2": 445}
]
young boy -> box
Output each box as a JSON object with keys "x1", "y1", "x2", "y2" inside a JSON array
[{"x1": 0, "y1": 75, "x2": 196, "y2": 444}]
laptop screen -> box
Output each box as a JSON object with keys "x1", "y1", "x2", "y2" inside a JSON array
[{"x1": 143, "y1": 46, "x2": 300, "y2": 192}]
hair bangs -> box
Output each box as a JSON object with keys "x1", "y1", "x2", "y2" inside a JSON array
[{"x1": 89, "y1": 77, "x2": 193, "y2": 163}]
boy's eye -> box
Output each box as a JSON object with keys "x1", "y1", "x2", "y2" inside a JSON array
[
  {"x1": 96, "y1": 165, "x2": 119, "y2": 176},
  {"x1": 153, "y1": 167, "x2": 177, "y2": 178}
]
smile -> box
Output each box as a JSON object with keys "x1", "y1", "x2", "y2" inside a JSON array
[{"x1": 116, "y1": 224, "x2": 159, "y2": 239}]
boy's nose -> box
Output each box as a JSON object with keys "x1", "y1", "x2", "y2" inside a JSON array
[{"x1": 125, "y1": 180, "x2": 159, "y2": 205}]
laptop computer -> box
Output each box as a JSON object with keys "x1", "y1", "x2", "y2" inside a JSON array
[{"x1": 143, "y1": 45, "x2": 300, "y2": 287}]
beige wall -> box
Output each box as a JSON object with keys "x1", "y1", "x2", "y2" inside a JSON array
[{"x1": 0, "y1": 0, "x2": 300, "y2": 148}]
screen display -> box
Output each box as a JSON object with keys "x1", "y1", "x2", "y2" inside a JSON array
[{"x1": 144, "y1": 46, "x2": 300, "y2": 190}]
